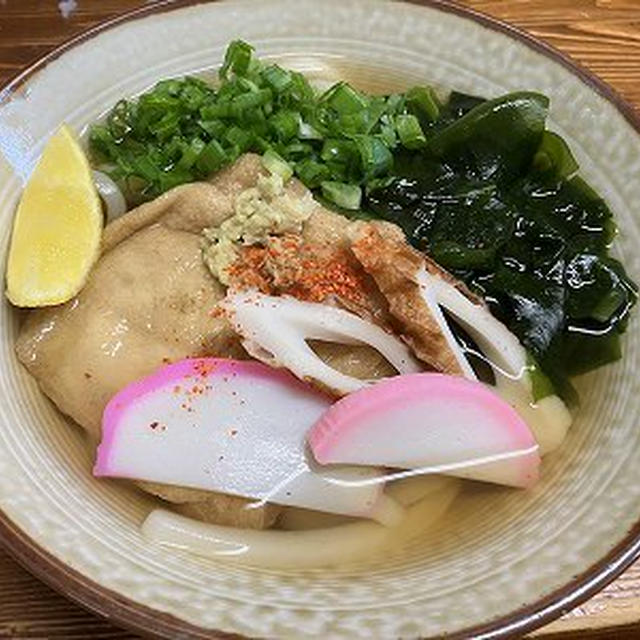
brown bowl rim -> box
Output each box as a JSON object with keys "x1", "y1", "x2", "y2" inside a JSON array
[{"x1": 1, "y1": 1, "x2": 639, "y2": 638}]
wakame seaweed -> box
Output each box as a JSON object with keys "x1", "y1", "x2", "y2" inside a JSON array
[{"x1": 364, "y1": 92, "x2": 637, "y2": 398}]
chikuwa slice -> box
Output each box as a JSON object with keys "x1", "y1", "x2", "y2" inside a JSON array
[
  {"x1": 308, "y1": 373, "x2": 541, "y2": 488},
  {"x1": 221, "y1": 290, "x2": 422, "y2": 395},
  {"x1": 94, "y1": 358, "x2": 401, "y2": 523}
]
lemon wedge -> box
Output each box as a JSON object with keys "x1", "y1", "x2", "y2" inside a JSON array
[{"x1": 6, "y1": 124, "x2": 103, "y2": 307}]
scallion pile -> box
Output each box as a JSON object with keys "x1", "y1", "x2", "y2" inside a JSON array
[{"x1": 89, "y1": 40, "x2": 438, "y2": 208}]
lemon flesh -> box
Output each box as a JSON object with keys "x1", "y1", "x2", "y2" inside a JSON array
[{"x1": 6, "y1": 125, "x2": 103, "y2": 307}]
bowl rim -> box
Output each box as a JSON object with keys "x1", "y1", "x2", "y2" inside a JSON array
[{"x1": 1, "y1": 1, "x2": 640, "y2": 638}]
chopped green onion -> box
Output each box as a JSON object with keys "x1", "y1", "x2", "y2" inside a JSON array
[
  {"x1": 224, "y1": 125, "x2": 253, "y2": 151},
  {"x1": 283, "y1": 141, "x2": 313, "y2": 159},
  {"x1": 219, "y1": 40, "x2": 255, "y2": 79},
  {"x1": 148, "y1": 111, "x2": 181, "y2": 141},
  {"x1": 395, "y1": 114, "x2": 427, "y2": 149},
  {"x1": 262, "y1": 149, "x2": 293, "y2": 181},
  {"x1": 154, "y1": 79, "x2": 183, "y2": 96},
  {"x1": 176, "y1": 138, "x2": 206, "y2": 170},
  {"x1": 321, "y1": 181, "x2": 362, "y2": 210},
  {"x1": 253, "y1": 136, "x2": 272, "y2": 153},
  {"x1": 321, "y1": 138, "x2": 357, "y2": 165},
  {"x1": 290, "y1": 71, "x2": 315, "y2": 103},
  {"x1": 237, "y1": 77, "x2": 261, "y2": 94},
  {"x1": 107, "y1": 100, "x2": 133, "y2": 140},
  {"x1": 269, "y1": 110, "x2": 300, "y2": 142},
  {"x1": 379, "y1": 115, "x2": 397, "y2": 148},
  {"x1": 196, "y1": 139, "x2": 227, "y2": 174},
  {"x1": 157, "y1": 167, "x2": 193, "y2": 193},
  {"x1": 324, "y1": 82, "x2": 369, "y2": 115},
  {"x1": 337, "y1": 101, "x2": 386, "y2": 136},
  {"x1": 89, "y1": 124, "x2": 115, "y2": 157},
  {"x1": 262, "y1": 64, "x2": 292, "y2": 92},
  {"x1": 406, "y1": 86, "x2": 440, "y2": 122},
  {"x1": 177, "y1": 83, "x2": 211, "y2": 112},
  {"x1": 354, "y1": 135, "x2": 393, "y2": 178},
  {"x1": 199, "y1": 103, "x2": 232, "y2": 119},
  {"x1": 298, "y1": 120, "x2": 323, "y2": 140},
  {"x1": 384, "y1": 93, "x2": 405, "y2": 115},
  {"x1": 89, "y1": 40, "x2": 448, "y2": 206},
  {"x1": 230, "y1": 88, "x2": 272, "y2": 114},
  {"x1": 132, "y1": 155, "x2": 160, "y2": 184},
  {"x1": 295, "y1": 158, "x2": 330, "y2": 188},
  {"x1": 198, "y1": 119, "x2": 227, "y2": 138}
]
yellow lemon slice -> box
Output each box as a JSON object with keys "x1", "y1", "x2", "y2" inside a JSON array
[{"x1": 6, "y1": 124, "x2": 103, "y2": 307}]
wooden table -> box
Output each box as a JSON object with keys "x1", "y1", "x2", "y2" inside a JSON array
[{"x1": 1, "y1": 1, "x2": 640, "y2": 638}]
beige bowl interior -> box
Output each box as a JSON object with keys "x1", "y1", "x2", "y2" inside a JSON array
[{"x1": 0, "y1": 1, "x2": 639, "y2": 638}]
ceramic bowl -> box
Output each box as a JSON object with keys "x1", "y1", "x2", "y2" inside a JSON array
[{"x1": 0, "y1": 1, "x2": 639, "y2": 638}]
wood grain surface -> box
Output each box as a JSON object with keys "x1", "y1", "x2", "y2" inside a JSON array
[{"x1": 1, "y1": 0, "x2": 640, "y2": 638}]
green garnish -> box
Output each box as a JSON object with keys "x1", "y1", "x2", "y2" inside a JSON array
[
  {"x1": 89, "y1": 40, "x2": 430, "y2": 207},
  {"x1": 405, "y1": 86, "x2": 440, "y2": 122},
  {"x1": 261, "y1": 149, "x2": 293, "y2": 181},
  {"x1": 395, "y1": 114, "x2": 427, "y2": 149},
  {"x1": 321, "y1": 181, "x2": 362, "y2": 210}
]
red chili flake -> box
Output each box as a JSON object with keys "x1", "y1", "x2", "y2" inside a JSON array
[
  {"x1": 193, "y1": 360, "x2": 216, "y2": 378},
  {"x1": 227, "y1": 237, "x2": 369, "y2": 309}
]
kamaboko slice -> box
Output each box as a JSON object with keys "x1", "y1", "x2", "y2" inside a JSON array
[
  {"x1": 221, "y1": 291, "x2": 422, "y2": 396},
  {"x1": 94, "y1": 358, "x2": 401, "y2": 524},
  {"x1": 308, "y1": 373, "x2": 540, "y2": 488}
]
